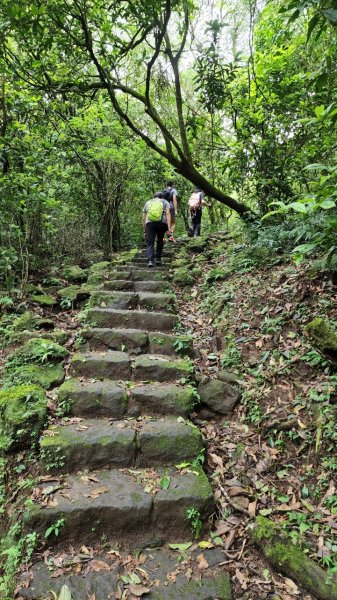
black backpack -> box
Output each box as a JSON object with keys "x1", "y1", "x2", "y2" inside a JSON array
[{"x1": 162, "y1": 187, "x2": 173, "y2": 202}]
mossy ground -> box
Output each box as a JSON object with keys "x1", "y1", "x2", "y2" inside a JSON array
[{"x1": 0, "y1": 384, "x2": 47, "y2": 450}]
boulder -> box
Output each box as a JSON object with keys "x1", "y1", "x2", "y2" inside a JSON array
[{"x1": 198, "y1": 378, "x2": 240, "y2": 414}]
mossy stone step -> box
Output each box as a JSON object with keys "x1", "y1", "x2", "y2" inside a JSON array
[
  {"x1": 130, "y1": 383, "x2": 194, "y2": 416},
  {"x1": 88, "y1": 291, "x2": 176, "y2": 313},
  {"x1": 82, "y1": 327, "x2": 148, "y2": 353},
  {"x1": 69, "y1": 351, "x2": 131, "y2": 380},
  {"x1": 88, "y1": 291, "x2": 138, "y2": 310},
  {"x1": 4, "y1": 363, "x2": 64, "y2": 390},
  {"x1": 58, "y1": 378, "x2": 128, "y2": 417},
  {"x1": 109, "y1": 269, "x2": 167, "y2": 282},
  {"x1": 138, "y1": 292, "x2": 176, "y2": 313},
  {"x1": 135, "y1": 280, "x2": 172, "y2": 293},
  {"x1": 58, "y1": 379, "x2": 194, "y2": 418},
  {"x1": 18, "y1": 547, "x2": 233, "y2": 600},
  {"x1": 134, "y1": 355, "x2": 193, "y2": 382},
  {"x1": 25, "y1": 467, "x2": 213, "y2": 546},
  {"x1": 136, "y1": 417, "x2": 202, "y2": 467},
  {"x1": 40, "y1": 419, "x2": 136, "y2": 472},
  {"x1": 102, "y1": 279, "x2": 135, "y2": 292},
  {"x1": 40, "y1": 417, "x2": 203, "y2": 472},
  {"x1": 87, "y1": 308, "x2": 178, "y2": 332}
]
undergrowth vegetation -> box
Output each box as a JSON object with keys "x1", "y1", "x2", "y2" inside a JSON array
[{"x1": 173, "y1": 229, "x2": 337, "y2": 581}]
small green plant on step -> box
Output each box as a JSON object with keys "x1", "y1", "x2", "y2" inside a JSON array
[
  {"x1": 186, "y1": 507, "x2": 202, "y2": 539},
  {"x1": 45, "y1": 517, "x2": 65, "y2": 539}
]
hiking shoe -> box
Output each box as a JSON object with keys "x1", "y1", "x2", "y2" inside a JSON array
[
  {"x1": 168, "y1": 235, "x2": 176, "y2": 242},
  {"x1": 155, "y1": 260, "x2": 162, "y2": 266},
  {"x1": 148, "y1": 261, "x2": 154, "y2": 268}
]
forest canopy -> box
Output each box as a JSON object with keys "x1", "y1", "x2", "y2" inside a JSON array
[{"x1": 0, "y1": 0, "x2": 337, "y2": 285}]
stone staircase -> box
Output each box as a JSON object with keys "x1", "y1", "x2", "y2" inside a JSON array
[{"x1": 21, "y1": 247, "x2": 233, "y2": 599}]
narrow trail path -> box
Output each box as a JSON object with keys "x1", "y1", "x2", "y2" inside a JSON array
[{"x1": 19, "y1": 247, "x2": 233, "y2": 599}]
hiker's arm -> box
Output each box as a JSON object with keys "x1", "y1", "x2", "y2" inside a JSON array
[
  {"x1": 166, "y1": 207, "x2": 171, "y2": 231},
  {"x1": 173, "y1": 192, "x2": 178, "y2": 215}
]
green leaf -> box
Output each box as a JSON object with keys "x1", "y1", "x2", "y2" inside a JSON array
[
  {"x1": 301, "y1": 484, "x2": 309, "y2": 498},
  {"x1": 288, "y1": 202, "x2": 309, "y2": 214},
  {"x1": 259, "y1": 508, "x2": 272, "y2": 516},
  {"x1": 307, "y1": 13, "x2": 320, "y2": 40},
  {"x1": 169, "y1": 542, "x2": 193, "y2": 551},
  {"x1": 58, "y1": 585, "x2": 72, "y2": 600},
  {"x1": 320, "y1": 199, "x2": 336, "y2": 209},
  {"x1": 160, "y1": 475, "x2": 171, "y2": 490}
]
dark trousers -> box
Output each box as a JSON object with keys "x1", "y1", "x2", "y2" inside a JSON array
[
  {"x1": 191, "y1": 209, "x2": 202, "y2": 237},
  {"x1": 145, "y1": 221, "x2": 168, "y2": 262}
]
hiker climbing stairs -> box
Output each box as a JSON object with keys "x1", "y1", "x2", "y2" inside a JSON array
[{"x1": 19, "y1": 247, "x2": 233, "y2": 600}]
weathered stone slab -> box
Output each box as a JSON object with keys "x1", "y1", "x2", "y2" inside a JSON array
[
  {"x1": 135, "y1": 281, "x2": 172, "y2": 293},
  {"x1": 134, "y1": 355, "x2": 193, "y2": 382},
  {"x1": 88, "y1": 291, "x2": 138, "y2": 310},
  {"x1": 136, "y1": 418, "x2": 203, "y2": 467},
  {"x1": 198, "y1": 379, "x2": 240, "y2": 414},
  {"x1": 18, "y1": 549, "x2": 232, "y2": 600},
  {"x1": 69, "y1": 351, "x2": 131, "y2": 380},
  {"x1": 58, "y1": 378, "x2": 127, "y2": 417},
  {"x1": 131, "y1": 269, "x2": 166, "y2": 281},
  {"x1": 87, "y1": 309, "x2": 178, "y2": 332},
  {"x1": 153, "y1": 468, "x2": 214, "y2": 538},
  {"x1": 25, "y1": 470, "x2": 153, "y2": 544},
  {"x1": 40, "y1": 419, "x2": 136, "y2": 472},
  {"x1": 19, "y1": 560, "x2": 120, "y2": 600},
  {"x1": 130, "y1": 383, "x2": 194, "y2": 416},
  {"x1": 138, "y1": 292, "x2": 177, "y2": 313},
  {"x1": 109, "y1": 269, "x2": 132, "y2": 280},
  {"x1": 103, "y1": 280, "x2": 134, "y2": 291},
  {"x1": 148, "y1": 332, "x2": 177, "y2": 356},
  {"x1": 82, "y1": 328, "x2": 148, "y2": 353}
]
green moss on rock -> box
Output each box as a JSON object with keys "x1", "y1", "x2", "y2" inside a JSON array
[
  {"x1": 88, "y1": 261, "x2": 110, "y2": 274},
  {"x1": 12, "y1": 311, "x2": 37, "y2": 332},
  {"x1": 10, "y1": 329, "x2": 68, "y2": 346},
  {"x1": 172, "y1": 268, "x2": 194, "y2": 287},
  {"x1": 305, "y1": 318, "x2": 337, "y2": 352},
  {"x1": 0, "y1": 384, "x2": 47, "y2": 450},
  {"x1": 62, "y1": 265, "x2": 87, "y2": 283},
  {"x1": 4, "y1": 363, "x2": 64, "y2": 389},
  {"x1": 31, "y1": 294, "x2": 57, "y2": 306},
  {"x1": 6, "y1": 337, "x2": 68, "y2": 368},
  {"x1": 250, "y1": 517, "x2": 337, "y2": 600}
]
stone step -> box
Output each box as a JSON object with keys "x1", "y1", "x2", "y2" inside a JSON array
[
  {"x1": 69, "y1": 351, "x2": 131, "y2": 380},
  {"x1": 19, "y1": 546, "x2": 233, "y2": 600},
  {"x1": 138, "y1": 292, "x2": 176, "y2": 313},
  {"x1": 58, "y1": 379, "x2": 195, "y2": 418},
  {"x1": 68, "y1": 352, "x2": 192, "y2": 383},
  {"x1": 82, "y1": 328, "x2": 187, "y2": 356},
  {"x1": 58, "y1": 378, "x2": 128, "y2": 417},
  {"x1": 88, "y1": 291, "x2": 176, "y2": 313},
  {"x1": 25, "y1": 467, "x2": 213, "y2": 547},
  {"x1": 87, "y1": 308, "x2": 178, "y2": 332},
  {"x1": 132, "y1": 257, "x2": 172, "y2": 266},
  {"x1": 82, "y1": 327, "x2": 148, "y2": 353},
  {"x1": 88, "y1": 291, "x2": 138, "y2": 310},
  {"x1": 102, "y1": 279, "x2": 135, "y2": 291},
  {"x1": 109, "y1": 268, "x2": 167, "y2": 281},
  {"x1": 40, "y1": 417, "x2": 203, "y2": 472},
  {"x1": 135, "y1": 280, "x2": 172, "y2": 293},
  {"x1": 133, "y1": 354, "x2": 193, "y2": 382}
]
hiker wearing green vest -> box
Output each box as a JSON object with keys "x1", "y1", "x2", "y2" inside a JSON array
[{"x1": 142, "y1": 192, "x2": 172, "y2": 267}]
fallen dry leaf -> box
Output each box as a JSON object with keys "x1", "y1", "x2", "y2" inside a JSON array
[
  {"x1": 196, "y1": 553, "x2": 209, "y2": 570},
  {"x1": 129, "y1": 584, "x2": 151, "y2": 597},
  {"x1": 89, "y1": 560, "x2": 110, "y2": 572}
]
